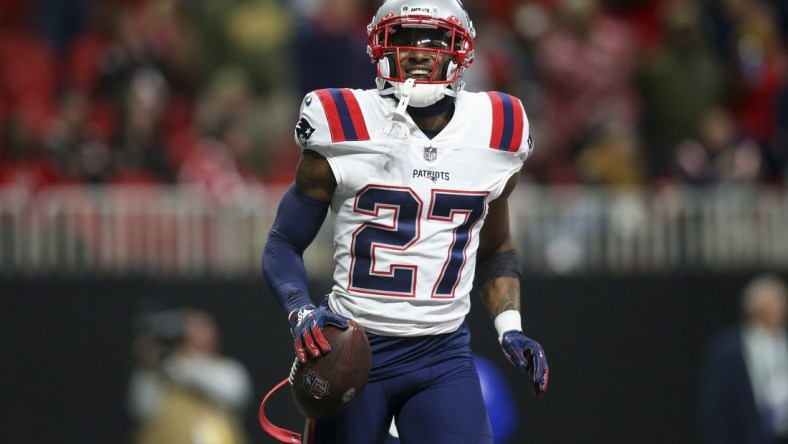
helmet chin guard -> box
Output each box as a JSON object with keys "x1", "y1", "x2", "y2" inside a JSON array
[
  {"x1": 367, "y1": 0, "x2": 475, "y2": 107},
  {"x1": 399, "y1": 83, "x2": 453, "y2": 108},
  {"x1": 377, "y1": 77, "x2": 459, "y2": 108}
]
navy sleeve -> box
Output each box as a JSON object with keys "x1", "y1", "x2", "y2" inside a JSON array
[{"x1": 262, "y1": 184, "x2": 330, "y2": 316}]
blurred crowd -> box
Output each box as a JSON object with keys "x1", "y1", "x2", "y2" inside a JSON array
[
  {"x1": 128, "y1": 307, "x2": 253, "y2": 444},
  {"x1": 1, "y1": 0, "x2": 788, "y2": 197}
]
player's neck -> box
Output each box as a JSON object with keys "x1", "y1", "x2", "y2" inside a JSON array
[{"x1": 407, "y1": 96, "x2": 455, "y2": 133}]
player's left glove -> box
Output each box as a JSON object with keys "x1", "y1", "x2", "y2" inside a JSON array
[{"x1": 501, "y1": 330, "x2": 549, "y2": 397}]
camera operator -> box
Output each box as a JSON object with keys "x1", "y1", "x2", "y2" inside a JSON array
[{"x1": 127, "y1": 308, "x2": 252, "y2": 444}]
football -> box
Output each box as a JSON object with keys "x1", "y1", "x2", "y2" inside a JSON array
[{"x1": 289, "y1": 320, "x2": 372, "y2": 419}]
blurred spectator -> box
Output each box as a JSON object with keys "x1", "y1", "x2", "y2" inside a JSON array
[
  {"x1": 534, "y1": 0, "x2": 640, "y2": 183},
  {"x1": 672, "y1": 138, "x2": 717, "y2": 185},
  {"x1": 196, "y1": 0, "x2": 294, "y2": 95},
  {"x1": 468, "y1": 18, "x2": 517, "y2": 94},
  {"x1": 734, "y1": 2, "x2": 788, "y2": 184},
  {"x1": 727, "y1": 2, "x2": 787, "y2": 149},
  {"x1": 607, "y1": 0, "x2": 663, "y2": 53},
  {"x1": 128, "y1": 308, "x2": 252, "y2": 444},
  {"x1": 176, "y1": 64, "x2": 300, "y2": 191},
  {"x1": 42, "y1": 87, "x2": 111, "y2": 183},
  {"x1": 700, "y1": 274, "x2": 788, "y2": 444},
  {"x1": 576, "y1": 119, "x2": 647, "y2": 186},
  {"x1": 674, "y1": 107, "x2": 764, "y2": 185},
  {"x1": 64, "y1": 0, "x2": 197, "y2": 103},
  {"x1": 177, "y1": 120, "x2": 261, "y2": 203},
  {"x1": 34, "y1": 0, "x2": 89, "y2": 55},
  {"x1": 701, "y1": 0, "x2": 745, "y2": 63},
  {"x1": 700, "y1": 108, "x2": 764, "y2": 184},
  {"x1": 509, "y1": 1, "x2": 555, "y2": 86},
  {"x1": 254, "y1": 91, "x2": 302, "y2": 185},
  {"x1": 774, "y1": 77, "x2": 788, "y2": 183},
  {"x1": 0, "y1": 15, "x2": 57, "y2": 141},
  {"x1": 109, "y1": 67, "x2": 177, "y2": 184},
  {"x1": 61, "y1": 0, "x2": 199, "y2": 183},
  {"x1": 0, "y1": 113, "x2": 61, "y2": 193},
  {"x1": 291, "y1": 0, "x2": 374, "y2": 96},
  {"x1": 637, "y1": 0, "x2": 728, "y2": 180}
]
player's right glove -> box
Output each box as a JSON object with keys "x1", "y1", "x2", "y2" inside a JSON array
[
  {"x1": 289, "y1": 304, "x2": 350, "y2": 363},
  {"x1": 501, "y1": 330, "x2": 549, "y2": 397}
]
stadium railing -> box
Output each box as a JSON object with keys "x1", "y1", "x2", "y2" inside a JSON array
[{"x1": 1, "y1": 184, "x2": 787, "y2": 277}]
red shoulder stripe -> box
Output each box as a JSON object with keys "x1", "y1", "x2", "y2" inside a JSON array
[
  {"x1": 487, "y1": 92, "x2": 505, "y2": 150},
  {"x1": 315, "y1": 89, "x2": 370, "y2": 143},
  {"x1": 315, "y1": 89, "x2": 345, "y2": 142},
  {"x1": 339, "y1": 89, "x2": 370, "y2": 141},
  {"x1": 486, "y1": 92, "x2": 524, "y2": 152}
]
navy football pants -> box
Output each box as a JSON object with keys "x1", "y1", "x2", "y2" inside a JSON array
[{"x1": 302, "y1": 354, "x2": 493, "y2": 444}]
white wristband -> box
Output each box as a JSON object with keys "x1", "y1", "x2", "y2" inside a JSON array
[{"x1": 494, "y1": 310, "x2": 522, "y2": 343}]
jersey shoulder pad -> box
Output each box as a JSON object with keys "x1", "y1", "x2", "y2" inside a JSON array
[
  {"x1": 482, "y1": 91, "x2": 534, "y2": 159},
  {"x1": 294, "y1": 88, "x2": 371, "y2": 155}
]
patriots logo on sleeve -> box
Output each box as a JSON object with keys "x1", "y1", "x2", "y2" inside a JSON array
[{"x1": 295, "y1": 117, "x2": 316, "y2": 148}]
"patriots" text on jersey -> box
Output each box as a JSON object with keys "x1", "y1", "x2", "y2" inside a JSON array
[{"x1": 413, "y1": 169, "x2": 450, "y2": 183}]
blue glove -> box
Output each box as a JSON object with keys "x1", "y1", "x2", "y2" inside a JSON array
[
  {"x1": 501, "y1": 330, "x2": 549, "y2": 397},
  {"x1": 289, "y1": 304, "x2": 350, "y2": 363}
]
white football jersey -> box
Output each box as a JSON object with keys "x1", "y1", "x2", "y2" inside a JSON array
[{"x1": 293, "y1": 88, "x2": 533, "y2": 336}]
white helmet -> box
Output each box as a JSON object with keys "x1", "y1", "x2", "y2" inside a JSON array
[{"x1": 367, "y1": 0, "x2": 476, "y2": 107}]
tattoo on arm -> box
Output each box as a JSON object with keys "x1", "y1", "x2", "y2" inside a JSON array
[
  {"x1": 479, "y1": 277, "x2": 521, "y2": 319},
  {"x1": 476, "y1": 176, "x2": 523, "y2": 321}
]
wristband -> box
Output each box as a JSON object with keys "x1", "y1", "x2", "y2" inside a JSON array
[
  {"x1": 475, "y1": 250, "x2": 521, "y2": 287},
  {"x1": 288, "y1": 304, "x2": 315, "y2": 325},
  {"x1": 494, "y1": 310, "x2": 522, "y2": 342}
]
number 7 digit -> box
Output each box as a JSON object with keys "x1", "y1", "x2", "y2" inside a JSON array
[{"x1": 348, "y1": 186, "x2": 487, "y2": 298}]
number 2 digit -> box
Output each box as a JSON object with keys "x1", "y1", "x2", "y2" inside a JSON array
[{"x1": 348, "y1": 185, "x2": 487, "y2": 298}]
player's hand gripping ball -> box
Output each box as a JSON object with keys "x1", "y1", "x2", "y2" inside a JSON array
[
  {"x1": 290, "y1": 304, "x2": 351, "y2": 363},
  {"x1": 288, "y1": 312, "x2": 371, "y2": 419},
  {"x1": 501, "y1": 330, "x2": 549, "y2": 397}
]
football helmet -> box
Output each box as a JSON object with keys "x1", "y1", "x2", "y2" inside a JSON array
[{"x1": 367, "y1": 0, "x2": 476, "y2": 107}]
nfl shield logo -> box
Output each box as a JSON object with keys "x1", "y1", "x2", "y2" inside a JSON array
[
  {"x1": 303, "y1": 370, "x2": 329, "y2": 399},
  {"x1": 424, "y1": 147, "x2": 437, "y2": 162}
]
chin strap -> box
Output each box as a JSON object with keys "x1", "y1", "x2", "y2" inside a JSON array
[
  {"x1": 383, "y1": 78, "x2": 416, "y2": 139},
  {"x1": 259, "y1": 377, "x2": 302, "y2": 443}
]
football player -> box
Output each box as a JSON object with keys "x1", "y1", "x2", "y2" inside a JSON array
[{"x1": 262, "y1": 0, "x2": 549, "y2": 442}]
